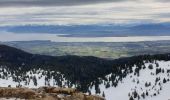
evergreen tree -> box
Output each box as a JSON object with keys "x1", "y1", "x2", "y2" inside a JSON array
[
  {"x1": 129, "y1": 96, "x2": 134, "y2": 100},
  {"x1": 102, "y1": 91, "x2": 105, "y2": 97}
]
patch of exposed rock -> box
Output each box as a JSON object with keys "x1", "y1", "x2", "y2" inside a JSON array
[{"x1": 0, "y1": 87, "x2": 105, "y2": 100}]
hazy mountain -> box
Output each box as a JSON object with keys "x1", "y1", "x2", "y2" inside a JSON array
[{"x1": 2, "y1": 23, "x2": 170, "y2": 37}]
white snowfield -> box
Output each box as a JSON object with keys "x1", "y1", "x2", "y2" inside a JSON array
[
  {"x1": 0, "y1": 60, "x2": 170, "y2": 100},
  {"x1": 90, "y1": 61, "x2": 170, "y2": 100},
  {"x1": 0, "y1": 69, "x2": 68, "y2": 88}
]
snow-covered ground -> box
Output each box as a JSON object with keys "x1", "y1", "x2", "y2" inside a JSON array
[
  {"x1": 90, "y1": 60, "x2": 170, "y2": 100},
  {"x1": 0, "y1": 60, "x2": 170, "y2": 100},
  {"x1": 0, "y1": 68, "x2": 69, "y2": 88}
]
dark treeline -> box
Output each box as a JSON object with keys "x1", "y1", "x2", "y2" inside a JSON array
[{"x1": 0, "y1": 44, "x2": 170, "y2": 94}]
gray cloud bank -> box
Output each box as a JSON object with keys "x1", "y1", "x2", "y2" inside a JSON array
[
  {"x1": 0, "y1": 0, "x2": 169, "y2": 26},
  {"x1": 0, "y1": 0, "x2": 127, "y2": 7}
]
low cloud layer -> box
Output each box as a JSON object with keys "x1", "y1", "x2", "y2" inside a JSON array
[
  {"x1": 0, "y1": 0, "x2": 169, "y2": 26},
  {"x1": 0, "y1": 0, "x2": 168, "y2": 7},
  {"x1": 0, "y1": 0, "x2": 126, "y2": 7}
]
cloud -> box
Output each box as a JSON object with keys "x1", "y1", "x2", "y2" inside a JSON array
[
  {"x1": 155, "y1": 0, "x2": 170, "y2": 2},
  {"x1": 0, "y1": 0, "x2": 169, "y2": 26},
  {"x1": 0, "y1": 0, "x2": 127, "y2": 7}
]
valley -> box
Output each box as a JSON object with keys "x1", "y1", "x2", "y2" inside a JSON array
[
  {"x1": 3, "y1": 40, "x2": 170, "y2": 59},
  {"x1": 1, "y1": 0, "x2": 170, "y2": 100}
]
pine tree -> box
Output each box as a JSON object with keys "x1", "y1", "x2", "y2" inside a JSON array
[
  {"x1": 163, "y1": 78, "x2": 167, "y2": 83},
  {"x1": 141, "y1": 92, "x2": 145, "y2": 99},
  {"x1": 102, "y1": 91, "x2": 105, "y2": 97},
  {"x1": 129, "y1": 96, "x2": 134, "y2": 100}
]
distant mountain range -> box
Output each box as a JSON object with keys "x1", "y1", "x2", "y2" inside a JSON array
[{"x1": 1, "y1": 23, "x2": 170, "y2": 37}]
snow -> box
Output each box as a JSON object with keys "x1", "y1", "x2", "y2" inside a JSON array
[
  {"x1": 0, "y1": 77, "x2": 18, "y2": 87},
  {"x1": 0, "y1": 60, "x2": 170, "y2": 100},
  {"x1": 149, "y1": 82, "x2": 170, "y2": 100},
  {"x1": 0, "y1": 67, "x2": 68, "y2": 88},
  {"x1": 90, "y1": 60, "x2": 170, "y2": 100}
]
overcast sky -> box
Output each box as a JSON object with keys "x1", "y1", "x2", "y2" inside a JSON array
[{"x1": 0, "y1": 0, "x2": 170, "y2": 26}]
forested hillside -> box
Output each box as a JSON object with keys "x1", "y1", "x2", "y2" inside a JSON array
[{"x1": 0, "y1": 45, "x2": 170, "y2": 100}]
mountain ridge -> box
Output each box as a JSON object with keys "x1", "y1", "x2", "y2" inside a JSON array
[{"x1": 1, "y1": 23, "x2": 170, "y2": 37}]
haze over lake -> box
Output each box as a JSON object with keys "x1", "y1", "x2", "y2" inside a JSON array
[{"x1": 1, "y1": 32, "x2": 170, "y2": 42}]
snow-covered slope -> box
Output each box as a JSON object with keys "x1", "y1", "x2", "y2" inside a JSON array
[
  {"x1": 0, "y1": 67, "x2": 69, "y2": 88},
  {"x1": 90, "y1": 60, "x2": 170, "y2": 100},
  {"x1": 0, "y1": 60, "x2": 170, "y2": 100}
]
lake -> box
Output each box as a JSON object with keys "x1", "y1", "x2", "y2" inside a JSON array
[{"x1": 1, "y1": 32, "x2": 170, "y2": 42}]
